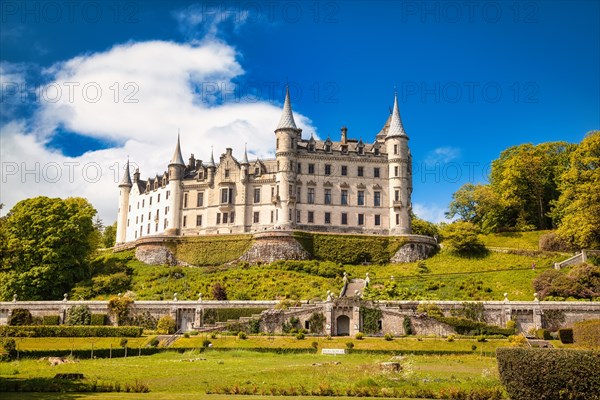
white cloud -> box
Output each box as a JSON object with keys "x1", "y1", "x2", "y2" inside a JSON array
[
  {"x1": 412, "y1": 202, "x2": 448, "y2": 224},
  {"x1": 424, "y1": 146, "x2": 461, "y2": 165},
  {"x1": 0, "y1": 39, "x2": 316, "y2": 223}
]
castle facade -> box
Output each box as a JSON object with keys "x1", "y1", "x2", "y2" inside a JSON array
[{"x1": 115, "y1": 90, "x2": 412, "y2": 244}]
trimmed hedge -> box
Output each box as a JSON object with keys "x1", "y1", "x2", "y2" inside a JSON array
[
  {"x1": 436, "y1": 317, "x2": 515, "y2": 336},
  {"x1": 170, "y1": 235, "x2": 253, "y2": 266},
  {"x1": 18, "y1": 347, "x2": 161, "y2": 359},
  {"x1": 0, "y1": 325, "x2": 142, "y2": 337},
  {"x1": 536, "y1": 328, "x2": 552, "y2": 340},
  {"x1": 293, "y1": 231, "x2": 406, "y2": 264},
  {"x1": 558, "y1": 328, "x2": 574, "y2": 344},
  {"x1": 202, "y1": 308, "x2": 267, "y2": 324},
  {"x1": 42, "y1": 315, "x2": 60, "y2": 325},
  {"x1": 573, "y1": 320, "x2": 600, "y2": 348},
  {"x1": 91, "y1": 313, "x2": 107, "y2": 326},
  {"x1": 497, "y1": 348, "x2": 600, "y2": 400}
]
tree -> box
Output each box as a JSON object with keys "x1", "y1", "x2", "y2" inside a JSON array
[
  {"x1": 552, "y1": 131, "x2": 600, "y2": 249},
  {"x1": 65, "y1": 305, "x2": 92, "y2": 325},
  {"x1": 440, "y1": 221, "x2": 486, "y2": 256},
  {"x1": 411, "y1": 214, "x2": 439, "y2": 238},
  {"x1": 446, "y1": 183, "x2": 505, "y2": 232},
  {"x1": 157, "y1": 315, "x2": 176, "y2": 334},
  {"x1": 102, "y1": 222, "x2": 117, "y2": 248},
  {"x1": 212, "y1": 283, "x2": 228, "y2": 300},
  {"x1": 0, "y1": 197, "x2": 98, "y2": 300}
]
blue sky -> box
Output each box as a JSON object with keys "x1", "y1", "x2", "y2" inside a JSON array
[{"x1": 1, "y1": 1, "x2": 598, "y2": 223}]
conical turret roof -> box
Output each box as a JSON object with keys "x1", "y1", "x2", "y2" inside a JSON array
[
  {"x1": 386, "y1": 93, "x2": 408, "y2": 139},
  {"x1": 207, "y1": 147, "x2": 216, "y2": 168},
  {"x1": 170, "y1": 133, "x2": 186, "y2": 165},
  {"x1": 119, "y1": 159, "x2": 132, "y2": 187},
  {"x1": 241, "y1": 144, "x2": 249, "y2": 164},
  {"x1": 276, "y1": 86, "x2": 298, "y2": 130}
]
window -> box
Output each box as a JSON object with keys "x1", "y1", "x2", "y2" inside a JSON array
[
  {"x1": 253, "y1": 188, "x2": 260, "y2": 203},
  {"x1": 127, "y1": 219, "x2": 129, "y2": 227},
  {"x1": 142, "y1": 199, "x2": 145, "y2": 207},
  {"x1": 288, "y1": 209, "x2": 292, "y2": 221},
  {"x1": 137, "y1": 202, "x2": 139, "y2": 209},
  {"x1": 395, "y1": 190, "x2": 400, "y2": 202},
  {"x1": 221, "y1": 188, "x2": 234, "y2": 204},
  {"x1": 357, "y1": 191, "x2": 365, "y2": 206},
  {"x1": 165, "y1": 206, "x2": 168, "y2": 214},
  {"x1": 341, "y1": 190, "x2": 348, "y2": 205},
  {"x1": 253, "y1": 212, "x2": 259, "y2": 223},
  {"x1": 325, "y1": 143, "x2": 331, "y2": 152},
  {"x1": 308, "y1": 143, "x2": 315, "y2": 152},
  {"x1": 374, "y1": 147, "x2": 380, "y2": 156},
  {"x1": 396, "y1": 214, "x2": 400, "y2": 225},
  {"x1": 375, "y1": 214, "x2": 381, "y2": 226},
  {"x1": 164, "y1": 218, "x2": 168, "y2": 229},
  {"x1": 148, "y1": 212, "x2": 151, "y2": 220},
  {"x1": 358, "y1": 146, "x2": 364, "y2": 155},
  {"x1": 254, "y1": 167, "x2": 260, "y2": 175},
  {"x1": 197, "y1": 192, "x2": 204, "y2": 207},
  {"x1": 147, "y1": 223, "x2": 150, "y2": 234},
  {"x1": 149, "y1": 196, "x2": 152, "y2": 205},
  {"x1": 297, "y1": 163, "x2": 301, "y2": 174},
  {"x1": 217, "y1": 213, "x2": 221, "y2": 224},
  {"x1": 374, "y1": 167, "x2": 380, "y2": 178},
  {"x1": 325, "y1": 164, "x2": 331, "y2": 175},
  {"x1": 308, "y1": 211, "x2": 314, "y2": 223},
  {"x1": 156, "y1": 210, "x2": 160, "y2": 219},
  {"x1": 341, "y1": 165, "x2": 347, "y2": 176},
  {"x1": 224, "y1": 169, "x2": 230, "y2": 178},
  {"x1": 297, "y1": 187, "x2": 301, "y2": 203},
  {"x1": 136, "y1": 216, "x2": 139, "y2": 223},
  {"x1": 141, "y1": 214, "x2": 144, "y2": 222},
  {"x1": 341, "y1": 145, "x2": 348, "y2": 154},
  {"x1": 183, "y1": 216, "x2": 187, "y2": 228},
  {"x1": 166, "y1": 191, "x2": 170, "y2": 200},
  {"x1": 230, "y1": 212, "x2": 235, "y2": 223},
  {"x1": 308, "y1": 163, "x2": 315, "y2": 174},
  {"x1": 394, "y1": 166, "x2": 399, "y2": 177},
  {"x1": 358, "y1": 166, "x2": 364, "y2": 177},
  {"x1": 183, "y1": 193, "x2": 188, "y2": 208},
  {"x1": 276, "y1": 138, "x2": 279, "y2": 149},
  {"x1": 394, "y1": 144, "x2": 398, "y2": 155},
  {"x1": 223, "y1": 213, "x2": 228, "y2": 224},
  {"x1": 374, "y1": 191, "x2": 381, "y2": 207},
  {"x1": 289, "y1": 184, "x2": 293, "y2": 197},
  {"x1": 296, "y1": 210, "x2": 301, "y2": 223},
  {"x1": 308, "y1": 188, "x2": 315, "y2": 204},
  {"x1": 196, "y1": 215, "x2": 202, "y2": 226},
  {"x1": 358, "y1": 213, "x2": 364, "y2": 225},
  {"x1": 341, "y1": 213, "x2": 348, "y2": 225},
  {"x1": 324, "y1": 212, "x2": 331, "y2": 224},
  {"x1": 157, "y1": 194, "x2": 160, "y2": 202},
  {"x1": 270, "y1": 211, "x2": 274, "y2": 223},
  {"x1": 324, "y1": 189, "x2": 331, "y2": 205}
]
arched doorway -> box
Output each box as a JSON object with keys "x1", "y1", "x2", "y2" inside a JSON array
[{"x1": 336, "y1": 315, "x2": 350, "y2": 336}]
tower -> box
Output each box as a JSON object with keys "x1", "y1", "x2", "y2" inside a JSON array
[
  {"x1": 116, "y1": 159, "x2": 132, "y2": 244},
  {"x1": 385, "y1": 93, "x2": 412, "y2": 235},
  {"x1": 165, "y1": 134, "x2": 186, "y2": 235},
  {"x1": 274, "y1": 87, "x2": 301, "y2": 228}
]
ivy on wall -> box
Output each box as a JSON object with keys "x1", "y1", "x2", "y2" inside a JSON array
[
  {"x1": 360, "y1": 306, "x2": 383, "y2": 334},
  {"x1": 170, "y1": 235, "x2": 253, "y2": 266},
  {"x1": 293, "y1": 232, "x2": 407, "y2": 265}
]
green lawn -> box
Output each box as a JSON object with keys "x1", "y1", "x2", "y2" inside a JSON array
[
  {"x1": 0, "y1": 349, "x2": 504, "y2": 398},
  {"x1": 11, "y1": 337, "x2": 152, "y2": 351},
  {"x1": 478, "y1": 230, "x2": 550, "y2": 250}
]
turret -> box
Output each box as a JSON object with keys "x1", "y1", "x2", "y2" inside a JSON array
[
  {"x1": 385, "y1": 93, "x2": 412, "y2": 235},
  {"x1": 165, "y1": 134, "x2": 186, "y2": 235},
  {"x1": 206, "y1": 147, "x2": 216, "y2": 185},
  {"x1": 116, "y1": 159, "x2": 132, "y2": 244},
  {"x1": 274, "y1": 86, "x2": 301, "y2": 229},
  {"x1": 241, "y1": 144, "x2": 249, "y2": 182}
]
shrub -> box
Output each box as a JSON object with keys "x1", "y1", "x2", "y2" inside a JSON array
[
  {"x1": 311, "y1": 341, "x2": 318, "y2": 349},
  {"x1": 212, "y1": 283, "x2": 228, "y2": 300},
  {"x1": 183, "y1": 332, "x2": 190, "y2": 338},
  {"x1": 476, "y1": 335, "x2": 488, "y2": 343},
  {"x1": 248, "y1": 318, "x2": 260, "y2": 334},
  {"x1": 536, "y1": 328, "x2": 552, "y2": 340},
  {"x1": 202, "y1": 339, "x2": 212, "y2": 348},
  {"x1": 150, "y1": 338, "x2": 160, "y2": 347},
  {"x1": 0, "y1": 325, "x2": 142, "y2": 337},
  {"x1": 360, "y1": 307, "x2": 383, "y2": 334},
  {"x1": 42, "y1": 315, "x2": 60, "y2": 325},
  {"x1": 202, "y1": 308, "x2": 267, "y2": 324},
  {"x1": 533, "y1": 263, "x2": 600, "y2": 300},
  {"x1": 506, "y1": 320, "x2": 516, "y2": 330},
  {"x1": 471, "y1": 344, "x2": 477, "y2": 351},
  {"x1": 210, "y1": 332, "x2": 217, "y2": 339},
  {"x1": 91, "y1": 272, "x2": 131, "y2": 295},
  {"x1": 539, "y1": 232, "x2": 573, "y2": 252},
  {"x1": 416, "y1": 303, "x2": 443, "y2": 318},
  {"x1": 156, "y1": 316, "x2": 176, "y2": 334},
  {"x1": 107, "y1": 295, "x2": 134, "y2": 325},
  {"x1": 129, "y1": 311, "x2": 157, "y2": 330},
  {"x1": 573, "y1": 320, "x2": 600, "y2": 348},
  {"x1": 90, "y1": 314, "x2": 106, "y2": 326},
  {"x1": 355, "y1": 332, "x2": 364, "y2": 340},
  {"x1": 345, "y1": 341, "x2": 354, "y2": 349},
  {"x1": 558, "y1": 328, "x2": 574, "y2": 344},
  {"x1": 237, "y1": 331, "x2": 247, "y2": 340},
  {"x1": 446, "y1": 334, "x2": 455, "y2": 342},
  {"x1": 120, "y1": 338, "x2": 128, "y2": 348},
  {"x1": 440, "y1": 221, "x2": 486, "y2": 256},
  {"x1": 9, "y1": 309, "x2": 33, "y2": 326},
  {"x1": 435, "y1": 316, "x2": 514, "y2": 336},
  {"x1": 384, "y1": 333, "x2": 393, "y2": 341},
  {"x1": 402, "y1": 316, "x2": 413, "y2": 335},
  {"x1": 1, "y1": 338, "x2": 17, "y2": 360},
  {"x1": 497, "y1": 348, "x2": 600, "y2": 400},
  {"x1": 308, "y1": 312, "x2": 326, "y2": 334},
  {"x1": 295, "y1": 332, "x2": 305, "y2": 340},
  {"x1": 508, "y1": 334, "x2": 527, "y2": 347},
  {"x1": 65, "y1": 305, "x2": 91, "y2": 326}
]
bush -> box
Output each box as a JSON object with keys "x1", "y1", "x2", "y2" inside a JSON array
[
  {"x1": 446, "y1": 334, "x2": 455, "y2": 342},
  {"x1": 237, "y1": 331, "x2": 247, "y2": 340},
  {"x1": 345, "y1": 341, "x2": 354, "y2": 349},
  {"x1": 120, "y1": 338, "x2": 128, "y2": 347},
  {"x1": 156, "y1": 316, "x2": 176, "y2": 334},
  {"x1": 202, "y1": 339, "x2": 212, "y2": 348},
  {"x1": 308, "y1": 312, "x2": 325, "y2": 334},
  {"x1": 506, "y1": 320, "x2": 516, "y2": 330},
  {"x1": 533, "y1": 263, "x2": 600, "y2": 300},
  {"x1": 0, "y1": 325, "x2": 142, "y2": 337},
  {"x1": 90, "y1": 314, "x2": 106, "y2": 326},
  {"x1": 360, "y1": 307, "x2": 383, "y2": 334},
  {"x1": 212, "y1": 283, "x2": 228, "y2": 300},
  {"x1": 573, "y1": 320, "x2": 600, "y2": 348},
  {"x1": 150, "y1": 338, "x2": 160, "y2": 347},
  {"x1": 539, "y1": 232, "x2": 573, "y2": 252},
  {"x1": 355, "y1": 332, "x2": 364, "y2": 340},
  {"x1": 440, "y1": 221, "x2": 486, "y2": 256},
  {"x1": 403, "y1": 316, "x2": 413, "y2": 335},
  {"x1": 384, "y1": 333, "x2": 393, "y2": 341},
  {"x1": 202, "y1": 308, "x2": 267, "y2": 324},
  {"x1": 1, "y1": 338, "x2": 17, "y2": 360},
  {"x1": 42, "y1": 315, "x2": 60, "y2": 325},
  {"x1": 508, "y1": 334, "x2": 527, "y2": 347},
  {"x1": 107, "y1": 296, "x2": 134, "y2": 325},
  {"x1": 183, "y1": 332, "x2": 190, "y2": 338},
  {"x1": 311, "y1": 341, "x2": 318, "y2": 349},
  {"x1": 65, "y1": 305, "x2": 91, "y2": 326},
  {"x1": 536, "y1": 328, "x2": 552, "y2": 340},
  {"x1": 497, "y1": 348, "x2": 600, "y2": 400},
  {"x1": 9, "y1": 309, "x2": 33, "y2": 326},
  {"x1": 295, "y1": 332, "x2": 305, "y2": 340},
  {"x1": 476, "y1": 335, "x2": 488, "y2": 343},
  {"x1": 471, "y1": 344, "x2": 477, "y2": 351},
  {"x1": 435, "y1": 316, "x2": 514, "y2": 336},
  {"x1": 558, "y1": 328, "x2": 574, "y2": 344}
]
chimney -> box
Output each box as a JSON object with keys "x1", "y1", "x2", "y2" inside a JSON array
[
  {"x1": 341, "y1": 126, "x2": 348, "y2": 144},
  {"x1": 188, "y1": 153, "x2": 195, "y2": 169}
]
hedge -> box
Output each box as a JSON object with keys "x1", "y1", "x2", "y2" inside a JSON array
[
  {"x1": 573, "y1": 320, "x2": 600, "y2": 348},
  {"x1": 0, "y1": 326, "x2": 142, "y2": 337},
  {"x1": 293, "y1": 231, "x2": 406, "y2": 264},
  {"x1": 202, "y1": 308, "x2": 267, "y2": 324},
  {"x1": 436, "y1": 317, "x2": 515, "y2": 336},
  {"x1": 558, "y1": 328, "x2": 574, "y2": 344},
  {"x1": 497, "y1": 348, "x2": 600, "y2": 400},
  {"x1": 18, "y1": 347, "x2": 161, "y2": 359},
  {"x1": 536, "y1": 328, "x2": 552, "y2": 340},
  {"x1": 42, "y1": 315, "x2": 60, "y2": 325},
  {"x1": 170, "y1": 235, "x2": 253, "y2": 266},
  {"x1": 91, "y1": 314, "x2": 107, "y2": 326}
]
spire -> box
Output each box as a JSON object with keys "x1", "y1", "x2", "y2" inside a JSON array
[
  {"x1": 386, "y1": 92, "x2": 408, "y2": 139},
  {"x1": 207, "y1": 147, "x2": 216, "y2": 168},
  {"x1": 276, "y1": 86, "x2": 298, "y2": 130},
  {"x1": 170, "y1": 132, "x2": 186, "y2": 165},
  {"x1": 241, "y1": 143, "x2": 249, "y2": 165},
  {"x1": 119, "y1": 159, "x2": 132, "y2": 187}
]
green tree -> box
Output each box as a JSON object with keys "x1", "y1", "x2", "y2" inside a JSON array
[
  {"x1": 102, "y1": 222, "x2": 117, "y2": 248},
  {"x1": 0, "y1": 197, "x2": 97, "y2": 300},
  {"x1": 65, "y1": 305, "x2": 92, "y2": 325},
  {"x1": 411, "y1": 214, "x2": 439, "y2": 238},
  {"x1": 440, "y1": 221, "x2": 486, "y2": 256},
  {"x1": 446, "y1": 183, "x2": 505, "y2": 232},
  {"x1": 552, "y1": 131, "x2": 600, "y2": 249}
]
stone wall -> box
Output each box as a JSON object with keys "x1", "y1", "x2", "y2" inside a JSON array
[{"x1": 239, "y1": 231, "x2": 310, "y2": 263}]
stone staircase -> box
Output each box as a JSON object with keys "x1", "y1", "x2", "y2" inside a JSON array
[{"x1": 340, "y1": 279, "x2": 366, "y2": 297}]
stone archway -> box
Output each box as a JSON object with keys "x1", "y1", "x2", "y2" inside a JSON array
[{"x1": 336, "y1": 315, "x2": 350, "y2": 336}]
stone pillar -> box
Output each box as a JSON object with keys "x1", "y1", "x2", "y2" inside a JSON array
[
  {"x1": 351, "y1": 305, "x2": 361, "y2": 336},
  {"x1": 325, "y1": 303, "x2": 333, "y2": 336}
]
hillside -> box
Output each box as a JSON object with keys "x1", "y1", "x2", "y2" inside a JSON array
[{"x1": 73, "y1": 231, "x2": 580, "y2": 302}]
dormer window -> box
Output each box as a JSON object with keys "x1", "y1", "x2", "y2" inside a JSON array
[
  {"x1": 325, "y1": 143, "x2": 331, "y2": 152},
  {"x1": 358, "y1": 146, "x2": 364, "y2": 155},
  {"x1": 341, "y1": 145, "x2": 348, "y2": 154},
  {"x1": 225, "y1": 169, "x2": 230, "y2": 178},
  {"x1": 374, "y1": 147, "x2": 380, "y2": 156},
  {"x1": 308, "y1": 143, "x2": 315, "y2": 152},
  {"x1": 255, "y1": 167, "x2": 260, "y2": 176}
]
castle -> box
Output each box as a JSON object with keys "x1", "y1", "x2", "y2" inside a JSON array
[{"x1": 115, "y1": 90, "x2": 412, "y2": 244}]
